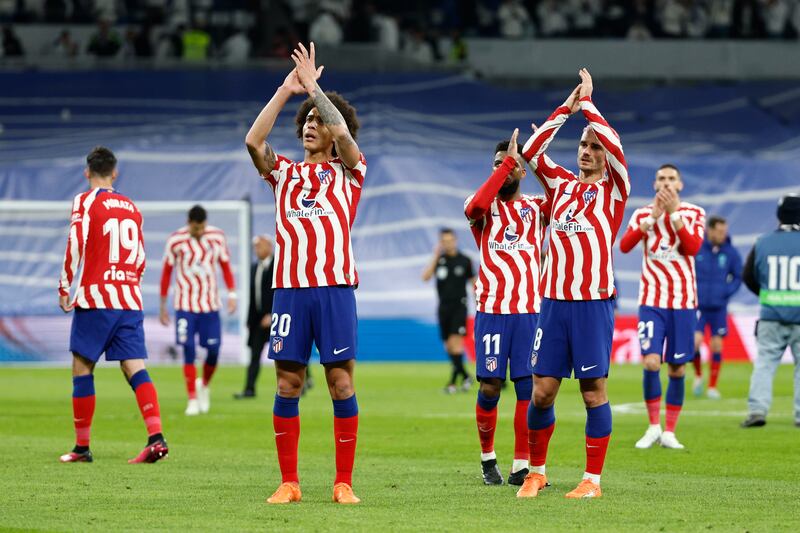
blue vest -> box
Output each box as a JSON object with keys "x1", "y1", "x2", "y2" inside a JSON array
[{"x1": 754, "y1": 228, "x2": 800, "y2": 324}]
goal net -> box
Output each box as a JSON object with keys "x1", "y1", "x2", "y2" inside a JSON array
[{"x1": 0, "y1": 200, "x2": 251, "y2": 364}]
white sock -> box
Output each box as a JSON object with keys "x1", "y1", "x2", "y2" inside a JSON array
[
  {"x1": 480, "y1": 451, "x2": 496, "y2": 462},
  {"x1": 583, "y1": 472, "x2": 601, "y2": 485},
  {"x1": 511, "y1": 459, "x2": 529, "y2": 473},
  {"x1": 530, "y1": 465, "x2": 545, "y2": 475},
  {"x1": 649, "y1": 424, "x2": 662, "y2": 430}
]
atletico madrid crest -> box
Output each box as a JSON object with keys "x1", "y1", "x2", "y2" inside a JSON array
[
  {"x1": 486, "y1": 357, "x2": 497, "y2": 372},
  {"x1": 317, "y1": 169, "x2": 332, "y2": 184},
  {"x1": 583, "y1": 189, "x2": 598, "y2": 203},
  {"x1": 272, "y1": 337, "x2": 284, "y2": 354},
  {"x1": 519, "y1": 206, "x2": 533, "y2": 223}
]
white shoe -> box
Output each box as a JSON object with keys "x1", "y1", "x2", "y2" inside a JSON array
[
  {"x1": 692, "y1": 377, "x2": 704, "y2": 397},
  {"x1": 659, "y1": 431, "x2": 685, "y2": 449},
  {"x1": 185, "y1": 398, "x2": 200, "y2": 416},
  {"x1": 197, "y1": 378, "x2": 210, "y2": 413},
  {"x1": 635, "y1": 425, "x2": 662, "y2": 449},
  {"x1": 706, "y1": 388, "x2": 721, "y2": 400}
]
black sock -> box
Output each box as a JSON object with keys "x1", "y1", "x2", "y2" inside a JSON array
[
  {"x1": 147, "y1": 433, "x2": 164, "y2": 445},
  {"x1": 73, "y1": 445, "x2": 89, "y2": 454},
  {"x1": 448, "y1": 354, "x2": 462, "y2": 385},
  {"x1": 453, "y1": 353, "x2": 469, "y2": 381}
]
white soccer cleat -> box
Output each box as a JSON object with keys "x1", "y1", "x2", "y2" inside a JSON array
[
  {"x1": 185, "y1": 398, "x2": 200, "y2": 416},
  {"x1": 197, "y1": 378, "x2": 210, "y2": 413},
  {"x1": 692, "y1": 377, "x2": 704, "y2": 397},
  {"x1": 706, "y1": 388, "x2": 721, "y2": 400},
  {"x1": 635, "y1": 425, "x2": 662, "y2": 449},
  {"x1": 659, "y1": 431, "x2": 685, "y2": 449}
]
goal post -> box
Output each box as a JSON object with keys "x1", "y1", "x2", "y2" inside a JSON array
[{"x1": 0, "y1": 199, "x2": 252, "y2": 365}]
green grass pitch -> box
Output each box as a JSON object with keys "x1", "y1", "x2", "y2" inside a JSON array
[{"x1": 1, "y1": 362, "x2": 799, "y2": 532}]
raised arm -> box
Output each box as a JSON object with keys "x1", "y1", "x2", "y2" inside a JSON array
[
  {"x1": 521, "y1": 85, "x2": 580, "y2": 197},
  {"x1": 577, "y1": 69, "x2": 630, "y2": 202},
  {"x1": 660, "y1": 189, "x2": 704, "y2": 256},
  {"x1": 421, "y1": 244, "x2": 441, "y2": 282},
  {"x1": 292, "y1": 42, "x2": 360, "y2": 168},
  {"x1": 245, "y1": 68, "x2": 310, "y2": 176},
  {"x1": 465, "y1": 128, "x2": 519, "y2": 220}
]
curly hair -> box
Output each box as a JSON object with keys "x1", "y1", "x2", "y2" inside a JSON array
[{"x1": 295, "y1": 92, "x2": 360, "y2": 157}]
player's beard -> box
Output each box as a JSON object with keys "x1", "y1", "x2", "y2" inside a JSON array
[{"x1": 498, "y1": 179, "x2": 520, "y2": 197}]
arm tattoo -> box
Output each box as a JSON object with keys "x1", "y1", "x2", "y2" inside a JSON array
[
  {"x1": 311, "y1": 83, "x2": 346, "y2": 127},
  {"x1": 263, "y1": 141, "x2": 276, "y2": 169}
]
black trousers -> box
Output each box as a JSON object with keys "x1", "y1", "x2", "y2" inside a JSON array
[{"x1": 244, "y1": 325, "x2": 270, "y2": 393}]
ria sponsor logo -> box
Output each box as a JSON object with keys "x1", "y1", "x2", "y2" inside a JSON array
[{"x1": 103, "y1": 265, "x2": 138, "y2": 282}]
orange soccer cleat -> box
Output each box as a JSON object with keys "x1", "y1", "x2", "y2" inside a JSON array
[
  {"x1": 565, "y1": 479, "x2": 602, "y2": 499},
  {"x1": 516, "y1": 472, "x2": 549, "y2": 498},
  {"x1": 266, "y1": 482, "x2": 302, "y2": 504},
  {"x1": 332, "y1": 483, "x2": 361, "y2": 504}
]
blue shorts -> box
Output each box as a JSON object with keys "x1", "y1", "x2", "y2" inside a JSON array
[
  {"x1": 638, "y1": 305, "x2": 697, "y2": 364},
  {"x1": 70, "y1": 309, "x2": 147, "y2": 362},
  {"x1": 474, "y1": 312, "x2": 537, "y2": 381},
  {"x1": 530, "y1": 298, "x2": 614, "y2": 379},
  {"x1": 175, "y1": 311, "x2": 221, "y2": 349},
  {"x1": 267, "y1": 286, "x2": 357, "y2": 365},
  {"x1": 696, "y1": 307, "x2": 728, "y2": 337}
]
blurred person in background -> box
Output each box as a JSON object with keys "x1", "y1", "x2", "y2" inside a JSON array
[
  {"x1": 235, "y1": 235, "x2": 276, "y2": 399},
  {"x1": 741, "y1": 195, "x2": 800, "y2": 429},
  {"x1": 1, "y1": 24, "x2": 23, "y2": 56},
  {"x1": 497, "y1": 0, "x2": 532, "y2": 38},
  {"x1": 692, "y1": 216, "x2": 742, "y2": 399},
  {"x1": 422, "y1": 228, "x2": 475, "y2": 394},
  {"x1": 159, "y1": 205, "x2": 237, "y2": 416},
  {"x1": 220, "y1": 25, "x2": 251, "y2": 63},
  {"x1": 51, "y1": 29, "x2": 79, "y2": 57},
  {"x1": 87, "y1": 18, "x2": 121, "y2": 57}
]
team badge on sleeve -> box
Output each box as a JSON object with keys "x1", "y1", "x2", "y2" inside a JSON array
[
  {"x1": 486, "y1": 357, "x2": 498, "y2": 372},
  {"x1": 272, "y1": 337, "x2": 284, "y2": 353}
]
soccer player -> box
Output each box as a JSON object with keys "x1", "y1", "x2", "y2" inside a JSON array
[
  {"x1": 464, "y1": 128, "x2": 548, "y2": 486},
  {"x1": 421, "y1": 228, "x2": 476, "y2": 394},
  {"x1": 58, "y1": 146, "x2": 168, "y2": 464},
  {"x1": 159, "y1": 204, "x2": 237, "y2": 416},
  {"x1": 620, "y1": 165, "x2": 705, "y2": 450},
  {"x1": 692, "y1": 216, "x2": 742, "y2": 399},
  {"x1": 516, "y1": 69, "x2": 629, "y2": 499},
  {"x1": 245, "y1": 42, "x2": 364, "y2": 504}
]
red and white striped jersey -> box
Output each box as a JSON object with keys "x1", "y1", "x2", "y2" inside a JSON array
[
  {"x1": 160, "y1": 226, "x2": 235, "y2": 312},
  {"x1": 625, "y1": 203, "x2": 706, "y2": 309},
  {"x1": 465, "y1": 194, "x2": 548, "y2": 314},
  {"x1": 522, "y1": 97, "x2": 630, "y2": 301},
  {"x1": 262, "y1": 153, "x2": 366, "y2": 288},
  {"x1": 59, "y1": 188, "x2": 146, "y2": 310}
]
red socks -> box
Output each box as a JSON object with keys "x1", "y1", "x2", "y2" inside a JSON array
[
  {"x1": 710, "y1": 360, "x2": 721, "y2": 388},
  {"x1": 72, "y1": 395, "x2": 95, "y2": 446},
  {"x1": 514, "y1": 400, "x2": 530, "y2": 460},
  {"x1": 475, "y1": 404, "x2": 498, "y2": 453},
  {"x1": 585, "y1": 435, "x2": 611, "y2": 475},
  {"x1": 273, "y1": 414, "x2": 301, "y2": 483},
  {"x1": 202, "y1": 363, "x2": 216, "y2": 386},
  {"x1": 646, "y1": 397, "x2": 661, "y2": 425},
  {"x1": 665, "y1": 404, "x2": 681, "y2": 432},
  {"x1": 134, "y1": 381, "x2": 162, "y2": 436},
  {"x1": 693, "y1": 356, "x2": 702, "y2": 377},
  {"x1": 183, "y1": 364, "x2": 197, "y2": 399},
  {"x1": 333, "y1": 415, "x2": 358, "y2": 486},
  {"x1": 528, "y1": 423, "x2": 555, "y2": 467}
]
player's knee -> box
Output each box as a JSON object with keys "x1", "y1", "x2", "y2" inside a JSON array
[
  {"x1": 711, "y1": 337, "x2": 723, "y2": 353},
  {"x1": 581, "y1": 389, "x2": 607, "y2": 408},
  {"x1": 328, "y1": 379, "x2": 354, "y2": 400},
  {"x1": 479, "y1": 379, "x2": 502, "y2": 398},
  {"x1": 533, "y1": 387, "x2": 556, "y2": 408},
  {"x1": 276, "y1": 372, "x2": 304, "y2": 397},
  {"x1": 667, "y1": 364, "x2": 685, "y2": 378},
  {"x1": 642, "y1": 355, "x2": 661, "y2": 372}
]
